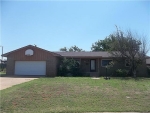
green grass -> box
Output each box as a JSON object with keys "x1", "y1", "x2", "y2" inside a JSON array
[
  {"x1": 0, "y1": 77, "x2": 150, "y2": 113},
  {"x1": 0, "y1": 71, "x2": 6, "y2": 77}
]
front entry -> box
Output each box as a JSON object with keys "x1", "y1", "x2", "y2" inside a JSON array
[{"x1": 90, "y1": 59, "x2": 96, "y2": 72}]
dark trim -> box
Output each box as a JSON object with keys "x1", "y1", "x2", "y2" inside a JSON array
[{"x1": 90, "y1": 59, "x2": 96, "y2": 72}]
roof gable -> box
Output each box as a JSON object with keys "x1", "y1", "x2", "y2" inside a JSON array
[{"x1": 2, "y1": 45, "x2": 61, "y2": 57}]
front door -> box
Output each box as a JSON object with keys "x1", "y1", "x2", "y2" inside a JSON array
[{"x1": 90, "y1": 59, "x2": 96, "y2": 72}]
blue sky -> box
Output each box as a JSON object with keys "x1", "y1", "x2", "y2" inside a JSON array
[{"x1": 1, "y1": 0, "x2": 150, "y2": 56}]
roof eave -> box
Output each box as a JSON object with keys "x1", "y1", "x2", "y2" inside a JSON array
[
  {"x1": 1, "y1": 54, "x2": 8, "y2": 57},
  {"x1": 1, "y1": 45, "x2": 62, "y2": 57},
  {"x1": 62, "y1": 56, "x2": 103, "y2": 58}
]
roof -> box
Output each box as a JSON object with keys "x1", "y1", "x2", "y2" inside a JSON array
[
  {"x1": 1, "y1": 45, "x2": 113, "y2": 58},
  {"x1": 55, "y1": 51, "x2": 112, "y2": 58},
  {"x1": 2, "y1": 45, "x2": 61, "y2": 57},
  {"x1": 2, "y1": 45, "x2": 149, "y2": 59}
]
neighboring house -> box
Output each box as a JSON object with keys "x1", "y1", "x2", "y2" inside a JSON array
[
  {"x1": 146, "y1": 58, "x2": 150, "y2": 66},
  {"x1": 2, "y1": 45, "x2": 148, "y2": 77}
]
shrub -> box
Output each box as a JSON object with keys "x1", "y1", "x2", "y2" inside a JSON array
[
  {"x1": 58, "y1": 58, "x2": 82, "y2": 77},
  {"x1": 82, "y1": 73, "x2": 90, "y2": 77},
  {"x1": 115, "y1": 69, "x2": 128, "y2": 77},
  {"x1": 0, "y1": 63, "x2": 6, "y2": 71}
]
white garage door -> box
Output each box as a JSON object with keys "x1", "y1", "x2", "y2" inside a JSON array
[{"x1": 15, "y1": 61, "x2": 46, "y2": 75}]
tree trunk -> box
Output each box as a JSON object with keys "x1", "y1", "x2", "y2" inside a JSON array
[
  {"x1": 133, "y1": 69, "x2": 136, "y2": 77},
  {"x1": 131, "y1": 60, "x2": 137, "y2": 77}
]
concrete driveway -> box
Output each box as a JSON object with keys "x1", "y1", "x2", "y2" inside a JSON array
[{"x1": 0, "y1": 76, "x2": 38, "y2": 90}]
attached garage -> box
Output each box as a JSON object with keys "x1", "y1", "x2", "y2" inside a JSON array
[
  {"x1": 2, "y1": 45, "x2": 61, "y2": 77},
  {"x1": 15, "y1": 61, "x2": 46, "y2": 75}
]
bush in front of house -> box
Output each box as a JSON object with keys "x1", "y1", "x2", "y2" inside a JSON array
[
  {"x1": 115, "y1": 69, "x2": 128, "y2": 77},
  {"x1": 58, "y1": 58, "x2": 82, "y2": 77},
  {"x1": 0, "y1": 63, "x2": 6, "y2": 72}
]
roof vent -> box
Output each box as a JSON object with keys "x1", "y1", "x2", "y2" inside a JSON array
[{"x1": 25, "y1": 49, "x2": 34, "y2": 56}]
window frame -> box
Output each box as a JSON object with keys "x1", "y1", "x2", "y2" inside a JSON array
[{"x1": 101, "y1": 59, "x2": 113, "y2": 67}]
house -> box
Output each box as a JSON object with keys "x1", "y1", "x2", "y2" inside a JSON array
[
  {"x1": 146, "y1": 58, "x2": 150, "y2": 66},
  {"x1": 2, "y1": 45, "x2": 148, "y2": 77}
]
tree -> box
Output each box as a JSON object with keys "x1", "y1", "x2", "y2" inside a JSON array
[
  {"x1": 60, "y1": 45, "x2": 84, "y2": 52},
  {"x1": 58, "y1": 58, "x2": 81, "y2": 76},
  {"x1": 60, "y1": 47, "x2": 67, "y2": 52},
  {"x1": 110, "y1": 27, "x2": 149, "y2": 77},
  {"x1": 91, "y1": 35, "x2": 116, "y2": 51}
]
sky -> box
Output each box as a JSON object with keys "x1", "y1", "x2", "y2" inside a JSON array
[{"x1": 0, "y1": 0, "x2": 150, "y2": 57}]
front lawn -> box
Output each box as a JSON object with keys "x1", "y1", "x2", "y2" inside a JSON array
[{"x1": 0, "y1": 77, "x2": 150, "y2": 112}]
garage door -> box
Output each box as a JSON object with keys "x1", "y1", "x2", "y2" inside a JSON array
[{"x1": 15, "y1": 61, "x2": 46, "y2": 75}]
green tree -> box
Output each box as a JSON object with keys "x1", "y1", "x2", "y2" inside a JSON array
[
  {"x1": 60, "y1": 47, "x2": 67, "y2": 52},
  {"x1": 110, "y1": 27, "x2": 149, "y2": 77},
  {"x1": 58, "y1": 58, "x2": 81, "y2": 76},
  {"x1": 91, "y1": 35, "x2": 116, "y2": 51},
  {"x1": 60, "y1": 45, "x2": 84, "y2": 52}
]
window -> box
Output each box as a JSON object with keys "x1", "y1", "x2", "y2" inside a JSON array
[
  {"x1": 90, "y1": 59, "x2": 96, "y2": 71},
  {"x1": 101, "y1": 59, "x2": 113, "y2": 67},
  {"x1": 125, "y1": 59, "x2": 131, "y2": 67}
]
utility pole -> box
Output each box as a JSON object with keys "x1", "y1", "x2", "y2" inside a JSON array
[
  {"x1": 0, "y1": 46, "x2": 3, "y2": 71},
  {"x1": 0, "y1": 46, "x2": 3, "y2": 61}
]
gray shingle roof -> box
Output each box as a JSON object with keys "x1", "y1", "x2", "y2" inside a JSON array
[{"x1": 55, "y1": 51, "x2": 112, "y2": 58}]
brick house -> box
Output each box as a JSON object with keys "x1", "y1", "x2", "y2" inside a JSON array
[{"x1": 2, "y1": 45, "x2": 148, "y2": 77}]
